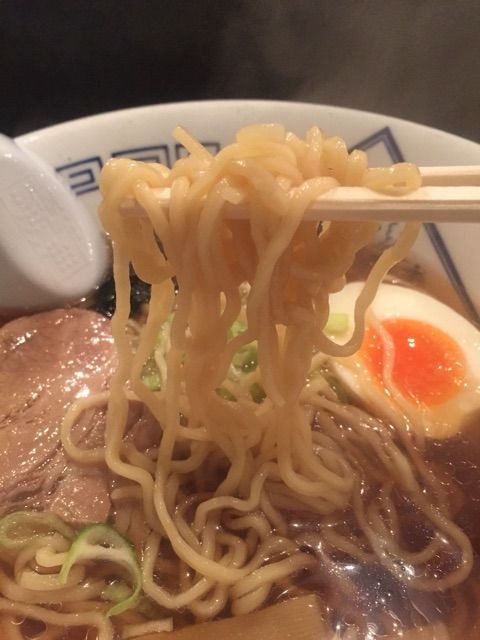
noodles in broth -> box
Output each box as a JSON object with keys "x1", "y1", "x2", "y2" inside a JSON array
[{"x1": 1, "y1": 124, "x2": 478, "y2": 640}]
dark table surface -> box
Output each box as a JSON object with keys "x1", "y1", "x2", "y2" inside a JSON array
[{"x1": 1, "y1": 0, "x2": 479, "y2": 142}]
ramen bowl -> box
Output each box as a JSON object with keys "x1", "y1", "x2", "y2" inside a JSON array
[
  {"x1": 16, "y1": 99, "x2": 480, "y2": 321},
  {"x1": 6, "y1": 101, "x2": 480, "y2": 640}
]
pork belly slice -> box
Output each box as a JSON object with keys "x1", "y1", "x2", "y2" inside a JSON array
[{"x1": 0, "y1": 308, "x2": 116, "y2": 523}]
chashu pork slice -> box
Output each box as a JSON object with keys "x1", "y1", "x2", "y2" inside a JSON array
[{"x1": 0, "y1": 308, "x2": 116, "y2": 523}]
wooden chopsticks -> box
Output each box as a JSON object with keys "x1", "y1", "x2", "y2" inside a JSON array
[{"x1": 120, "y1": 165, "x2": 480, "y2": 223}]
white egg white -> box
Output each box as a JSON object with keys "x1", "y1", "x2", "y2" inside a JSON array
[{"x1": 326, "y1": 282, "x2": 480, "y2": 439}]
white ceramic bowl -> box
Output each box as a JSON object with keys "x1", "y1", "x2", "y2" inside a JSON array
[{"x1": 15, "y1": 99, "x2": 480, "y2": 321}]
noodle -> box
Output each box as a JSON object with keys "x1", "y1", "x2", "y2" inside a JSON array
[
  {"x1": 0, "y1": 597, "x2": 113, "y2": 640},
  {"x1": 94, "y1": 124, "x2": 424, "y2": 610},
  {"x1": 3, "y1": 123, "x2": 474, "y2": 640}
]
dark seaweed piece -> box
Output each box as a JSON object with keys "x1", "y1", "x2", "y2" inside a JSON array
[
  {"x1": 130, "y1": 272, "x2": 152, "y2": 315},
  {"x1": 90, "y1": 268, "x2": 151, "y2": 318}
]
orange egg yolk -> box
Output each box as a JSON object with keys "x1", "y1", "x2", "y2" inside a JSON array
[{"x1": 361, "y1": 318, "x2": 466, "y2": 406}]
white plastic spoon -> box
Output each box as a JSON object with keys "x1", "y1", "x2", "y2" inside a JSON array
[{"x1": 0, "y1": 134, "x2": 109, "y2": 313}]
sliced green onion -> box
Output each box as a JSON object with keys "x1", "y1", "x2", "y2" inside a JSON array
[
  {"x1": 229, "y1": 319, "x2": 258, "y2": 372},
  {"x1": 103, "y1": 581, "x2": 160, "y2": 618},
  {"x1": 322, "y1": 372, "x2": 348, "y2": 403},
  {"x1": 141, "y1": 356, "x2": 161, "y2": 391},
  {"x1": 102, "y1": 580, "x2": 132, "y2": 603},
  {"x1": 229, "y1": 319, "x2": 247, "y2": 338},
  {"x1": 216, "y1": 387, "x2": 237, "y2": 402},
  {"x1": 141, "y1": 314, "x2": 173, "y2": 391},
  {"x1": 0, "y1": 511, "x2": 75, "y2": 550},
  {"x1": 60, "y1": 524, "x2": 142, "y2": 617},
  {"x1": 232, "y1": 341, "x2": 258, "y2": 372},
  {"x1": 324, "y1": 313, "x2": 349, "y2": 335}
]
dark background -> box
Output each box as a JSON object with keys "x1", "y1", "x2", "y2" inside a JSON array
[{"x1": 1, "y1": 0, "x2": 479, "y2": 141}]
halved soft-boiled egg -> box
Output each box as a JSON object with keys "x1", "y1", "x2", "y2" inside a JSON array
[{"x1": 326, "y1": 282, "x2": 480, "y2": 439}]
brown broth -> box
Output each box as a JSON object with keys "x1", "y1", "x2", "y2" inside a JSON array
[{"x1": 273, "y1": 418, "x2": 480, "y2": 639}]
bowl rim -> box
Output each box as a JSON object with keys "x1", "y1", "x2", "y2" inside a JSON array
[
  {"x1": 12, "y1": 99, "x2": 480, "y2": 323},
  {"x1": 16, "y1": 99, "x2": 480, "y2": 151}
]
